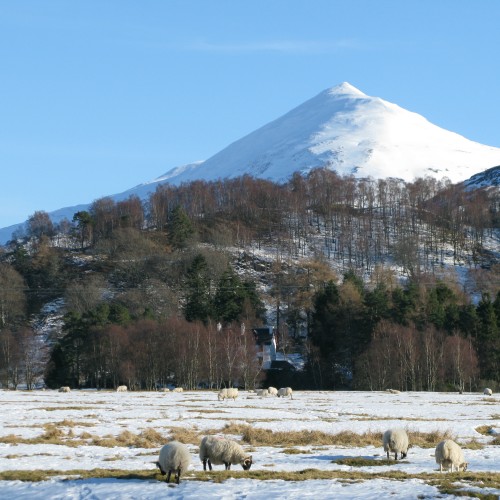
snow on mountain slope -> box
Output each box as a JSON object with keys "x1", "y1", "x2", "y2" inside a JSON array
[
  {"x1": 159, "y1": 82, "x2": 500, "y2": 185},
  {"x1": 2, "y1": 82, "x2": 500, "y2": 245}
]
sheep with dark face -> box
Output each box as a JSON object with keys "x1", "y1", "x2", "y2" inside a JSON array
[
  {"x1": 58, "y1": 386, "x2": 71, "y2": 393},
  {"x1": 199, "y1": 436, "x2": 252, "y2": 471},
  {"x1": 435, "y1": 439, "x2": 468, "y2": 472},
  {"x1": 155, "y1": 441, "x2": 191, "y2": 484},
  {"x1": 383, "y1": 428, "x2": 409, "y2": 460},
  {"x1": 483, "y1": 388, "x2": 493, "y2": 396}
]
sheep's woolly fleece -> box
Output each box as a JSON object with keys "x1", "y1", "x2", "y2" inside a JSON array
[{"x1": 0, "y1": 390, "x2": 499, "y2": 498}]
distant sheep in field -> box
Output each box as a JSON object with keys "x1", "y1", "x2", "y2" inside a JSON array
[
  {"x1": 58, "y1": 386, "x2": 71, "y2": 393},
  {"x1": 116, "y1": 385, "x2": 127, "y2": 392},
  {"x1": 172, "y1": 387, "x2": 184, "y2": 393},
  {"x1": 484, "y1": 388, "x2": 493, "y2": 396},
  {"x1": 277, "y1": 387, "x2": 293, "y2": 399},
  {"x1": 267, "y1": 386, "x2": 278, "y2": 396},
  {"x1": 435, "y1": 439, "x2": 467, "y2": 472},
  {"x1": 218, "y1": 388, "x2": 239, "y2": 401},
  {"x1": 383, "y1": 428, "x2": 409, "y2": 460},
  {"x1": 155, "y1": 441, "x2": 191, "y2": 484},
  {"x1": 199, "y1": 435, "x2": 252, "y2": 471},
  {"x1": 386, "y1": 389, "x2": 401, "y2": 394},
  {"x1": 256, "y1": 389, "x2": 269, "y2": 397},
  {"x1": 159, "y1": 388, "x2": 170, "y2": 392}
]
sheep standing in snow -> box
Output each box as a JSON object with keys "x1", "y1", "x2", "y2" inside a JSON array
[
  {"x1": 483, "y1": 388, "x2": 493, "y2": 396},
  {"x1": 116, "y1": 385, "x2": 127, "y2": 392},
  {"x1": 199, "y1": 436, "x2": 252, "y2": 471},
  {"x1": 383, "y1": 428, "x2": 409, "y2": 460},
  {"x1": 435, "y1": 439, "x2": 467, "y2": 472},
  {"x1": 58, "y1": 386, "x2": 71, "y2": 393},
  {"x1": 155, "y1": 441, "x2": 191, "y2": 484},
  {"x1": 173, "y1": 387, "x2": 183, "y2": 393},
  {"x1": 218, "y1": 388, "x2": 239, "y2": 401},
  {"x1": 257, "y1": 388, "x2": 269, "y2": 397},
  {"x1": 267, "y1": 386, "x2": 278, "y2": 396},
  {"x1": 277, "y1": 387, "x2": 293, "y2": 399}
]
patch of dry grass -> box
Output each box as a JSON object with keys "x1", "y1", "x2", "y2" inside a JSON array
[
  {"x1": 407, "y1": 429, "x2": 455, "y2": 448},
  {"x1": 281, "y1": 448, "x2": 311, "y2": 455},
  {"x1": 332, "y1": 457, "x2": 395, "y2": 467},
  {"x1": 168, "y1": 426, "x2": 203, "y2": 445},
  {"x1": 91, "y1": 428, "x2": 166, "y2": 449}
]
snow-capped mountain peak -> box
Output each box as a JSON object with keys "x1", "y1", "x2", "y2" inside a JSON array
[{"x1": 158, "y1": 82, "x2": 500, "y2": 186}]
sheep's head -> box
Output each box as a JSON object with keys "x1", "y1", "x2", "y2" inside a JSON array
[
  {"x1": 461, "y1": 462, "x2": 468, "y2": 472},
  {"x1": 155, "y1": 461, "x2": 166, "y2": 475},
  {"x1": 241, "y1": 456, "x2": 253, "y2": 470}
]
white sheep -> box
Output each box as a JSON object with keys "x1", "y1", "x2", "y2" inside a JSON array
[
  {"x1": 267, "y1": 386, "x2": 278, "y2": 396},
  {"x1": 155, "y1": 441, "x2": 192, "y2": 484},
  {"x1": 435, "y1": 439, "x2": 468, "y2": 472},
  {"x1": 160, "y1": 388, "x2": 170, "y2": 392},
  {"x1": 58, "y1": 386, "x2": 71, "y2": 393},
  {"x1": 172, "y1": 387, "x2": 184, "y2": 393},
  {"x1": 218, "y1": 388, "x2": 239, "y2": 401},
  {"x1": 383, "y1": 428, "x2": 409, "y2": 460},
  {"x1": 277, "y1": 387, "x2": 293, "y2": 399},
  {"x1": 256, "y1": 388, "x2": 269, "y2": 397},
  {"x1": 116, "y1": 385, "x2": 127, "y2": 392},
  {"x1": 483, "y1": 388, "x2": 493, "y2": 396},
  {"x1": 199, "y1": 435, "x2": 252, "y2": 471},
  {"x1": 386, "y1": 388, "x2": 401, "y2": 394}
]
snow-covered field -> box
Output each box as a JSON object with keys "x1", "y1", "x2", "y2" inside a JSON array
[{"x1": 0, "y1": 389, "x2": 498, "y2": 498}]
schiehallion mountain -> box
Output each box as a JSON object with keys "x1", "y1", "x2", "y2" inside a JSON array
[
  {"x1": 2, "y1": 82, "x2": 500, "y2": 244},
  {"x1": 157, "y1": 82, "x2": 500, "y2": 185}
]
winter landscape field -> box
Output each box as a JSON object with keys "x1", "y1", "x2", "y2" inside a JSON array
[{"x1": 0, "y1": 389, "x2": 498, "y2": 499}]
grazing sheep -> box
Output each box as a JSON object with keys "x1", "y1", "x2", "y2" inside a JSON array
[
  {"x1": 267, "y1": 386, "x2": 278, "y2": 396},
  {"x1": 484, "y1": 388, "x2": 493, "y2": 396},
  {"x1": 199, "y1": 435, "x2": 252, "y2": 471},
  {"x1": 386, "y1": 389, "x2": 401, "y2": 394},
  {"x1": 383, "y1": 428, "x2": 409, "y2": 460},
  {"x1": 116, "y1": 385, "x2": 127, "y2": 392},
  {"x1": 58, "y1": 386, "x2": 71, "y2": 393},
  {"x1": 277, "y1": 387, "x2": 293, "y2": 399},
  {"x1": 257, "y1": 388, "x2": 269, "y2": 397},
  {"x1": 218, "y1": 388, "x2": 239, "y2": 401},
  {"x1": 435, "y1": 439, "x2": 467, "y2": 472},
  {"x1": 172, "y1": 387, "x2": 183, "y2": 393},
  {"x1": 155, "y1": 441, "x2": 191, "y2": 484},
  {"x1": 160, "y1": 388, "x2": 170, "y2": 392}
]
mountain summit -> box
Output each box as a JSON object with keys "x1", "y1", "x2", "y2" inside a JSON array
[{"x1": 154, "y1": 81, "x2": 500, "y2": 185}]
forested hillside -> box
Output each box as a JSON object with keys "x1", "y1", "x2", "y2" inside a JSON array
[{"x1": 1, "y1": 169, "x2": 499, "y2": 392}]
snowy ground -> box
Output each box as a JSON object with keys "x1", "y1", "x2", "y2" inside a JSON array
[{"x1": 0, "y1": 389, "x2": 498, "y2": 498}]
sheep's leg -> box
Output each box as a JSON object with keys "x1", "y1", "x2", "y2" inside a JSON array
[
  {"x1": 208, "y1": 459, "x2": 212, "y2": 471},
  {"x1": 175, "y1": 467, "x2": 181, "y2": 484},
  {"x1": 166, "y1": 470, "x2": 172, "y2": 483},
  {"x1": 394, "y1": 452, "x2": 398, "y2": 460},
  {"x1": 386, "y1": 451, "x2": 390, "y2": 460},
  {"x1": 439, "y1": 463, "x2": 443, "y2": 473},
  {"x1": 202, "y1": 459, "x2": 207, "y2": 471},
  {"x1": 224, "y1": 462, "x2": 230, "y2": 470}
]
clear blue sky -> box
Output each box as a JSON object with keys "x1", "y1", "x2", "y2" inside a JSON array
[{"x1": 1, "y1": 0, "x2": 499, "y2": 229}]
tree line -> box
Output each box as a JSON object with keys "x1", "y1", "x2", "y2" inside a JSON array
[{"x1": 0, "y1": 170, "x2": 499, "y2": 390}]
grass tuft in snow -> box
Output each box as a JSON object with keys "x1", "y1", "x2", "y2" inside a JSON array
[{"x1": 332, "y1": 457, "x2": 395, "y2": 467}]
